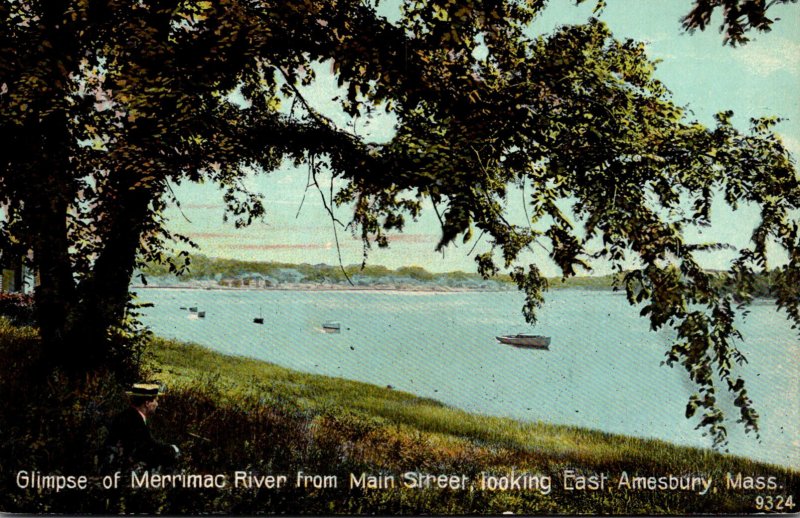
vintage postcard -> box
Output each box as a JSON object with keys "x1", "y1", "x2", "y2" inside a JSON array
[{"x1": 1, "y1": 1, "x2": 798, "y2": 515}]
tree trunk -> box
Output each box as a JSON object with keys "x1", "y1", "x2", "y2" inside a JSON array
[
  {"x1": 68, "y1": 186, "x2": 157, "y2": 374},
  {"x1": 5, "y1": 3, "x2": 84, "y2": 372},
  {"x1": 31, "y1": 190, "x2": 76, "y2": 367},
  {"x1": 14, "y1": 117, "x2": 79, "y2": 370}
]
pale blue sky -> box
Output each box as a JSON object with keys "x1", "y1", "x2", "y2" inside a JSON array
[{"x1": 165, "y1": 2, "x2": 800, "y2": 275}]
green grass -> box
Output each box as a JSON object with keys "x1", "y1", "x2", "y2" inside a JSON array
[
  {"x1": 146, "y1": 337, "x2": 799, "y2": 514},
  {"x1": 1, "y1": 320, "x2": 797, "y2": 514},
  {"x1": 148, "y1": 336, "x2": 789, "y2": 472}
]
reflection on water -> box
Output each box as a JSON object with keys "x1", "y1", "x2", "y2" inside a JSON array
[{"x1": 137, "y1": 288, "x2": 799, "y2": 468}]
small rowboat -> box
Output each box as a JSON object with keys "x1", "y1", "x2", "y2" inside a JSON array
[
  {"x1": 322, "y1": 321, "x2": 341, "y2": 333},
  {"x1": 496, "y1": 334, "x2": 551, "y2": 350}
]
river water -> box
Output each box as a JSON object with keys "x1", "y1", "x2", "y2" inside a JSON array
[{"x1": 137, "y1": 288, "x2": 799, "y2": 469}]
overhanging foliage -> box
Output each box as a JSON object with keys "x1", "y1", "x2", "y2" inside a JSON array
[{"x1": 1, "y1": 0, "x2": 798, "y2": 448}]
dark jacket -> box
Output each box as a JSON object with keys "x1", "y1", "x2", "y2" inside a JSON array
[{"x1": 106, "y1": 407, "x2": 176, "y2": 470}]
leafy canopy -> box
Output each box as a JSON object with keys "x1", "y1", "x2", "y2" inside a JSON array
[{"x1": 0, "y1": 0, "x2": 798, "y2": 447}]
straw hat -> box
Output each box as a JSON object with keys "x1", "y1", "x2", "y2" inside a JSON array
[{"x1": 125, "y1": 383, "x2": 163, "y2": 397}]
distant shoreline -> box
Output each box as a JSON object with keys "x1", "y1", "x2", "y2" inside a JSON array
[
  {"x1": 130, "y1": 282, "x2": 513, "y2": 293},
  {"x1": 129, "y1": 281, "x2": 619, "y2": 293}
]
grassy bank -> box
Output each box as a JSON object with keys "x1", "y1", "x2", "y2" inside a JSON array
[{"x1": 1, "y1": 319, "x2": 797, "y2": 514}]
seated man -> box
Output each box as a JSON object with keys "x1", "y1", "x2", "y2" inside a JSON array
[{"x1": 105, "y1": 383, "x2": 179, "y2": 471}]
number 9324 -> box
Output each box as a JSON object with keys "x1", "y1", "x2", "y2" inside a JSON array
[{"x1": 754, "y1": 495, "x2": 795, "y2": 511}]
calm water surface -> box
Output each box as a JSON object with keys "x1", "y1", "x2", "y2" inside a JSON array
[{"x1": 137, "y1": 288, "x2": 799, "y2": 468}]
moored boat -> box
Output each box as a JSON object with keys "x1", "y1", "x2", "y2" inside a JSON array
[
  {"x1": 322, "y1": 321, "x2": 341, "y2": 333},
  {"x1": 496, "y1": 334, "x2": 550, "y2": 349}
]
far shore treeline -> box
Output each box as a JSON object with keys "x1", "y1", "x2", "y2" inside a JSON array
[
  {"x1": 137, "y1": 254, "x2": 776, "y2": 296},
  {"x1": 136, "y1": 254, "x2": 617, "y2": 290}
]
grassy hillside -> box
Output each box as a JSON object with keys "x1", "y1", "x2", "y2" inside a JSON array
[{"x1": 1, "y1": 319, "x2": 796, "y2": 514}]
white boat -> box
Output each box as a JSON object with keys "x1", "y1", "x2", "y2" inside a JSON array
[
  {"x1": 496, "y1": 334, "x2": 551, "y2": 349},
  {"x1": 322, "y1": 321, "x2": 341, "y2": 333}
]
